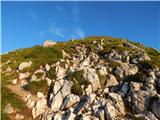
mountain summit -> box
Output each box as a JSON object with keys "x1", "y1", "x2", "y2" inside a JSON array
[{"x1": 1, "y1": 36, "x2": 160, "y2": 120}]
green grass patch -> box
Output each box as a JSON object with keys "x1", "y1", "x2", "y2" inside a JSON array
[
  {"x1": 25, "y1": 80, "x2": 48, "y2": 95},
  {"x1": 46, "y1": 67, "x2": 56, "y2": 80},
  {"x1": 67, "y1": 70, "x2": 90, "y2": 96},
  {"x1": 1, "y1": 87, "x2": 25, "y2": 111},
  {"x1": 71, "y1": 80, "x2": 83, "y2": 96}
]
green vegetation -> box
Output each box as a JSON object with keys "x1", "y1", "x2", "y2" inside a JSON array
[
  {"x1": 46, "y1": 67, "x2": 56, "y2": 80},
  {"x1": 35, "y1": 72, "x2": 44, "y2": 79},
  {"x1": 67, "y1": 70, "x2": 89, "y2": 86},
  {"x1": 108, "y1": 60, "x2": 121, "y2": 69},
  {"x1": 124, "y1": 72, "x2": 147, "y2": 83},
  {"x1": 138, "y1": 60, "x2": 157, "y2": 70},
  {"x1": 67, "y1": 70, "x2": 90, "y2": 96},
  {"x1": 145, "y1": 47, "x2": 160, "y2": 67},
  {"x1": 1, "y1": 87, "x2": 26, "y2": 111},
  {"x1": 1, "y1": 113, "x2": 9, "y2": 120},
  {"x1": 1, "y1": 45, "x2": 63, "y2": 73},
  {"x1": 71, "y1": 80, "x2": 83, "y2": 96},
  {"x1": 25, "y1": 80, "x2": 48, "y2": 95}
]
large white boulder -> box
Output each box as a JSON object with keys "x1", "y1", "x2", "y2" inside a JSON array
[
  {"x1": 19, "y1": 61, "x2": 32, "y2": 70},
  {"x1": 32, "y1": 99, "x2": 47, "y2": 119},
  {"x1": 50, "y1": 92, "x2": 63, "y2": 112},
  {"x1": 83, "y1": 68, "x2": 101, "y2": 92}
]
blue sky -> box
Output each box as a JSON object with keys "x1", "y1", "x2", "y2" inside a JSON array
[{"x1": 1, "y1": 1, "x2": 160, "y2": 53}]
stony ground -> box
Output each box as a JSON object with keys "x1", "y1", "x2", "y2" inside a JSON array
[{"x1": 1, "y1": 36, "x2": 160, "y2": 120}]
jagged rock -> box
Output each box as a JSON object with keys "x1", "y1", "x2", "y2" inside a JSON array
[
  {"x1": 50, "y1": 91, "x2": 63, "y2": 112},
  {"x1": 55, "y1": 65, "x2": 66, "y2": 79},
  {"x1": 43, "y1": 40, "x2": 56, "y2": 47},
  {"x1": 46, "y1": 78, "x2": 52, "y2": 86},
  {"x1": 138, "y1": 53, "x2": 150, "y2": 61},
  {"x1": 53, "y1": 112, "x2": 62, "y2": 120},
  {"x1": 108, "y1": 49, "x2": 122, "y2": 61},
  {"x1": 83, "y1": 68, "x2": 101, "y2": 91},
  {"x1": 3, "y1": 103, "x2": 14, "y2": 114},
  {"x1": 32, "y1": 98, "x2": 47, "y2": 119},
  {"x1": 88, "y1": 93, "x2": 96, "y2": 104},
  {"x1": 108, "y1": 93, "x2": 125, "y2": 116},
  {"x1": 37, "y1": 92, "x2": 45, "y2": 99},
  {"x1": 26, "y1": 99, "x2": 35, "y2": 108},
  {"x1": 145, "y1": 112, "x2": 158, "y2": 120},
  {"x1": 130, "y1": 82, "x2": 142, "y2": 92},
  {"x1": 62, "y1": 49, "x2": 70, "y2": 58},
  {"x1": 80, "y1": 57, "x2": 90, "y2": 68},
  {"x1": 62, "y1": 108, "x2": 76, "y2": 120},
  {"x1": 80, "y1": 115, "x2": 99, "y2": 120},
  {"x1": 99, "y1": 66, "x2": 108, "y2": 76},
  {"x1": 60, "y1": 80, "x2": 72, "y2": 98},
  {"x1": 105, "y1": 100, "x2": 118, "y2": 119},
  {"x1": 85, "y1": 84, "x2": 92, "y2": 95},
  {"x1": 134, "y1": 112, "x2": 158, "y2": 120},
  {"x1": 96, "y1": 108, "x2": 105, "y2": 120},
  {"x1": 114, "y1": 67, "x2": 123, "y2": 78},
  {"x1": 12, "y1": 79, "x2": 17, "y2": 85},
  {"x1": 62, "y1": 94, "x2": 80, "y2": 109},
  {"x1": 19, "y1": 72, "x2": 30, "y2": 79},
  {"x1": 19, "y1": 61, "x2": 32, "y2": 70},
  {"x1": 151, "y1": 95, "x2": 160, "y2": 119},
  {"x1": 115, "y1": 63, "x2": 138, "y2": 78},
  {"x1": 105, "y1": 74, "x2": 118, "y2": 87},
  {"x1": 45, "y1": 64, "x2": 50, "y2": 71},
  {"x1": 129, "y1": 90, "x2": 150, "y2": 113},
  {"x1": 6, "y1": 66, "x2": 12, "y2": 72},
  {"x1": 16, "y1": 113, "x2": 24, "y2": 120},
  {"x1": 52, "y1": 81, "x2": 61, "y2": 95},
  {"x1": 146, "y1": 75, "x2": 156, "y2": 84},
  {"x1": 120, "y1": 82, "x2": 129, "y2": 95},
  {"x1": 92, "y1": 100, "x2": 105, "y2": 116},
  {"x1": 31, "y1": 74, "x2": 37, "y2": 81}
]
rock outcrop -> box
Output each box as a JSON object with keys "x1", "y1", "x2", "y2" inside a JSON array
[{"x1": 2, "y1": 36, "x2": 160, "y2": 120}]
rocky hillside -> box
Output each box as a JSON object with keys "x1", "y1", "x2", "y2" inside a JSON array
[{"x1": 1, "y1": 36, "x2": 160, "y2": 120}]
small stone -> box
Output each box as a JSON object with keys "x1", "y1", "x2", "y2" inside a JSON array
[
  {"x1": 105, "y1": 74, "x2": 118, "y2": 87},
  {"x1": 45, "y1": 64, "x2": 50, "y2": 71},
  {"x1": 12, "y1": 79, "x2": 17, "y2": 85},
  {"x1": 85, "y1": 84, "x2": 92, "y2": 95},
  {"x1": 16, "y1": 113, "x2": 24, "y2": 120},
  {"x1": 130, "y1": 82, "x2": 142, "y2": 92},
  {"x1": 3, "y1": 103, "x2": 14, "y2": 114}
]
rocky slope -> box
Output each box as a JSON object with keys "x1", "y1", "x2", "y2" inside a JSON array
[{"x1": 1, "y1": 36, "x2": 160, "y2": 120}]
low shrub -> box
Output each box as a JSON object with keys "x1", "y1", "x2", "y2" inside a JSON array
[
  {"x1": 25, "y1": 80, "x2": 48, "y2": 95},
  {"x1": 46, "y1": 67, "x2": 56, "y2": 80},
  {"x1": 138, "y1": 60, "x2": 157, "y2": 70},
  {"x1": 67, "y1": 70, "x2": 90, "y2": 86},
  {"x1": 71, "y1": 80, "x2": 83, "y2": 96}
]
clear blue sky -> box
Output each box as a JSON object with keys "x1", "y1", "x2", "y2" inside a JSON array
[{"x1": 2, "y1": 1, "x2": 160, "y2": 53}]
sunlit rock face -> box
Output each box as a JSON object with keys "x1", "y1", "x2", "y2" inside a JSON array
[{"x1": 43, "y1": 40, "x2": 57, "y2": 47}]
